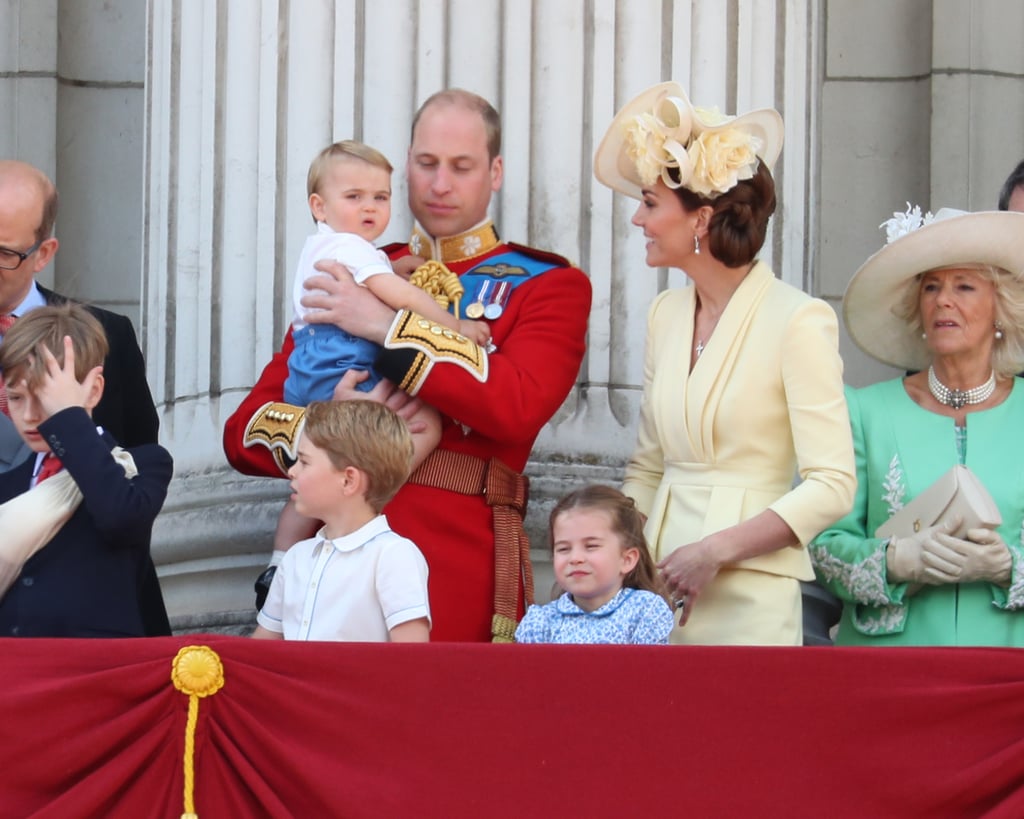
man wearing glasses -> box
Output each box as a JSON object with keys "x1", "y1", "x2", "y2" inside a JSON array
[{"x1": 0, "y1": 159, "x2": 170, "y2": 635}]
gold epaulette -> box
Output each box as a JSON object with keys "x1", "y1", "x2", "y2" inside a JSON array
[
  {"x1": 385, "y1": 310, "x2": 488, "y2": 394},
  {"x1": 242, "y1": 402, "x2": 306, "y2": 476}
]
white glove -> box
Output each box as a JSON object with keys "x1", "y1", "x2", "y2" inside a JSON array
[
  {"x1": 886, "y1": 521, "x2": 960, "y2": 585},
  {"x1": 920, "y1": 527, "x2": 1012, "y2": 586}
]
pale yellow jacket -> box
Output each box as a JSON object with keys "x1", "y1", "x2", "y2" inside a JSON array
[{"x1": 623, "y1": 261, "x2": 856, "y2": 580}]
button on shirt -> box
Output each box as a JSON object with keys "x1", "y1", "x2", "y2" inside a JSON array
[{"x1": 256, "y1": 515, "x2": 430, "y2": 641}]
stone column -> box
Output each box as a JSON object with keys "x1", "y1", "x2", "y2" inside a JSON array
[
  {"x1": 53, "y1": 0, "x2": 147, "y2": 324},
  {"x1": 0, "y1": 0, "x2": 58, "y2": 279}
]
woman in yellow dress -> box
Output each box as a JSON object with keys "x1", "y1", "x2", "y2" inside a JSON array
[{"x1": 593, "y1": 82, "x2": 856, "y2": 644}]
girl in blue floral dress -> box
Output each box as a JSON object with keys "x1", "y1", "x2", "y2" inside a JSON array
[{"x1": 515, "y1": 485, "x2": 674, "y2": 644}]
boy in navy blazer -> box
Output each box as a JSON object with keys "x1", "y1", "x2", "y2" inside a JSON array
[{"x1": 0, "y1": 304, "x2": 172, "y2": 637}]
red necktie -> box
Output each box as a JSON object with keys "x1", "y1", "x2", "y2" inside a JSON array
[
  {"x1": 0, "y1": 313, "x2": 17, "y2": 417},
  {"x1": 36, "y1": 453, "x2": 64, "y2": 484}
]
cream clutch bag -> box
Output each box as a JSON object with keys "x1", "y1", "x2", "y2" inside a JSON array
[{"x1": 875, "y1": 465, "x2": 1002, "y2": 540}]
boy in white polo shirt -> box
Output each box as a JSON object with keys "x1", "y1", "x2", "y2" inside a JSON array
[{"x1": 252, "y1": 400, "x2": 430, "y2": 642}]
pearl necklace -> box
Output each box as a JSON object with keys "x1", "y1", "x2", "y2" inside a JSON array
[{"x1": 927, "y1": 366, "x2": 996, "y2": 410}]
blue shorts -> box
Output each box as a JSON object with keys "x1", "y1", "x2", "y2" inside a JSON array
[{"x1": 284, "y1": 324, "x2": 382, "y2": 405}]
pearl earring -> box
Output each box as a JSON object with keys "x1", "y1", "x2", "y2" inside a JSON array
[
  {"x1": 995, "y1": 324, "x2": 1005, "y2": 340},
  {"x1": 921, "y1": 331, "x2": 927, "y2": 339},
  {"x1": 694, "y1": 234, "x2": 701, "y2": 255}
]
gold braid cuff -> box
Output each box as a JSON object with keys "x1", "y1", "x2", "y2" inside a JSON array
[
  {"x1": 385, "y1": 310, "x2": 488, "y2": 395},
  {"x1": 242, "y1": 401, "x2": 306, "y2": 476}
]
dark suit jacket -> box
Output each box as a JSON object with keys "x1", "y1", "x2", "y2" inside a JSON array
[
  {"x1": 0, "y1": 287, "x2": 171, "y2": 634},
  {"x1": 0, "y1": 407, "x2": 172, "y2": 638}
]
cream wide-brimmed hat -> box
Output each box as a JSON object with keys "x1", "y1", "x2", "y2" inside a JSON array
[
  {"x1": 593, "y1": 81, "x2": 784, "y2": 200},
  {"x1": 843, "y1": 207, "x2": 1024, "y2": 371}
]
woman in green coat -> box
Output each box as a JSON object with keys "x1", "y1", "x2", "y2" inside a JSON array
[{"x1": 811, "y1": 206, "x2": 1024, "y2": 645}]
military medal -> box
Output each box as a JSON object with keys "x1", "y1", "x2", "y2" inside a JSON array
[
  {"x1": 483, "y1": 281, "x2": 511, "y2": 319},
  {"x1": 466, "y1": 280, "x2": 494, "y2": 319}
]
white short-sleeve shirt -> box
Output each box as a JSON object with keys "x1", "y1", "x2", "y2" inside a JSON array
[
  {"x1": 256, "y1": 515, "x2": 430, "y2": 641},
  {"x1": 291, "y1": 223, "x2": 394, "y2": 330}
]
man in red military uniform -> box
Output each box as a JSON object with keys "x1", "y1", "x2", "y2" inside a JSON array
[{"x1": 223, "y1": 89, "x2": 591, "y2": 641}]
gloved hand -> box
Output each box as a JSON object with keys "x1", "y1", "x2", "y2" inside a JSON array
[
  {"x1": 920, "y1": 527, "x2": 1012, "y2": 586},
  {"x1": 886, "y1": 520, "x2": 960, "y2": 585}
]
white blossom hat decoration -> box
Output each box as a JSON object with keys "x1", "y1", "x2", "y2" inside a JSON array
[
  {"x1": 843, "y1": 206, "x2": 1024, "y2": 370},
  {"x1": 593, "y1": 81, "x2": 784, "y2": 201}
]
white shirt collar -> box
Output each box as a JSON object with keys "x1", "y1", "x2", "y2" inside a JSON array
[{"x1": 313, "y1": 514, "x2": 391, "y2": 554}]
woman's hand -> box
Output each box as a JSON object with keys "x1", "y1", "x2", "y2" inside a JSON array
[
  {"x1": 657, "y1": 539, "x2": 721, "y2": 626},
  {"x1": 919, "y1": 526, "x2": 1013, "y2": 586},
  {"x1": 888, "y1": 520, "x2": 961, "y2": 585}
]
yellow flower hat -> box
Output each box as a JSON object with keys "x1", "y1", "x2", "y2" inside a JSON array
[{"x1": 593, "y1": 81, "x2": 783, "y2": 200}]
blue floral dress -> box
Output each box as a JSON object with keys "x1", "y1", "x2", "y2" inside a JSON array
[{"x1": 514, "y1": 587, "x2": 674, "y2": 644}]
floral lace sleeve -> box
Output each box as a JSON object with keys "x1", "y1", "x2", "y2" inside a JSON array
[
  {"x1": 808, "y1": 388, "x2": 912, "y2": 636},
  {"x1": 989, "y1": 524, "x2": 1024, "y2": 611}
]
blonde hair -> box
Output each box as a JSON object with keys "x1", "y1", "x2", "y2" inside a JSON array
[
  {"x1": 0, "y1": 303, "x2": 108, "y2": 389},
  {"x1": 306, "y1": 140, "x2": 393, "y2": 222},
  {"x1": 302, "y1": 401, "x2": 413, "y2": 513},
  {"x1": 549, "y1": 485, "x2": 670, "y2": 604},
  {"x1": 895, "y1": 264, "x2": 1024, "y2": 378}
]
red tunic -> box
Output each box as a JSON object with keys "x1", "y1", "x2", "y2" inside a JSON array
[{"x1": 223, "y1": 231, "x2": 592, "y2": 641}]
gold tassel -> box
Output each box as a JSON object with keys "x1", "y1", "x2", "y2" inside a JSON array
[
  {"x1": 171, "y1": 646, "x2": 226, "y2": 819},
  {"x1": 410, "y1": 260, "x2": 465, "y2": 317}
]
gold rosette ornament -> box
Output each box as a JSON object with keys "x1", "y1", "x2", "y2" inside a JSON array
[
  {"x1": 171, "y1": 645, "x2": 225, "y2": 819},
  {"x1": 410, "y1": 260, "x2": 465, "y2": 316}
]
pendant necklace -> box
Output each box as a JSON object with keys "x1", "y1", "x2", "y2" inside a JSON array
[
  {"x1": 927, "y1": 366, "x2": 996, "y2": 410},
  {"x1": 695, "y1": 339, "x2": 704, "y2": 358}
]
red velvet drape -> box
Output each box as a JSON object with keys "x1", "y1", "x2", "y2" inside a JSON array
[{"x1": 2, "y1": 638, "x2": 1023, "y2": 818}]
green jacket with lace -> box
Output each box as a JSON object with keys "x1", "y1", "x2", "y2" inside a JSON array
[{"x1": 809, "y1": 378, "x2": 1024, "y2": 646}]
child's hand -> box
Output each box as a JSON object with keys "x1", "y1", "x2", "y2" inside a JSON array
[
  {"x1": 392, "y1": 255, "x2": 426, "y2": 280},
  {"x1": 458, "y1": 319, "x2": 492, "y2": 347},
  {"x1": 32, "y1": 336, "x2": 103, "y2": 418}
]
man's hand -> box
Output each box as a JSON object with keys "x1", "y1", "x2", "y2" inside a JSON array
[
  {"x1": 32, "y1": 336, "x2": 103, "y2": 419},
  {"x1": 331, "y1": 371, "x2": 428, "y2": 434},
  {"x1": 302, "y1": 260, "x2": 396, "y2": 344}
]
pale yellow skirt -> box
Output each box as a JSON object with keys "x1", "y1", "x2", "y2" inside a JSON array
[{"x1": 670, "y1": 568, "x2": 802, "y2": 646}]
